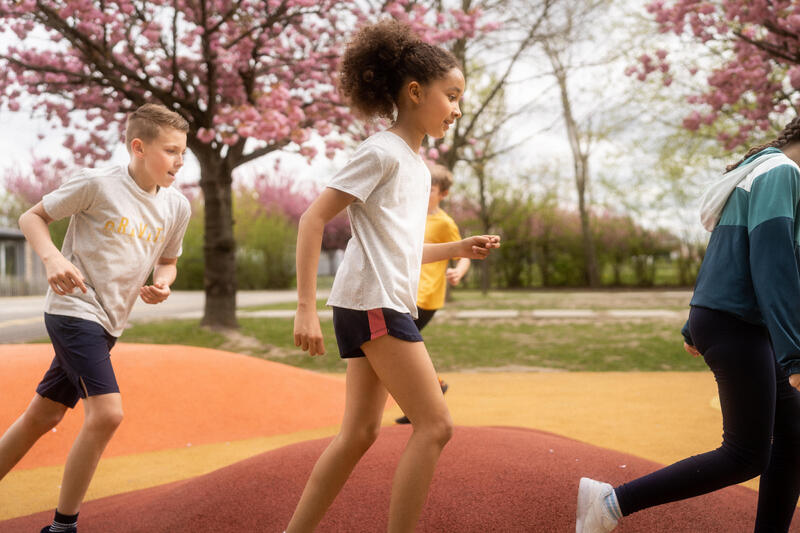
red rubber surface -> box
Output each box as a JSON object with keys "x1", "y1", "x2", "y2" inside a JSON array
[{"x1": 3, "y1": 425, "x2": 785, "y2": 532}]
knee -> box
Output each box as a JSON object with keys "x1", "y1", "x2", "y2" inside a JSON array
[
  {"x1": 726, "y1": 440, "x2": 771, "y2": 478},
  {"x1": 341, "y1": 423, "x2": 381, "y2": 454},
  {"x1": 415, "y1": 416, "x2": 453, "y2": 448},
  {"x1": 24, "y1": 408, "x2": 65, "y2": 433},
  {"x1": 86, "y1": 408, "x2": 124, "y2": 434}
]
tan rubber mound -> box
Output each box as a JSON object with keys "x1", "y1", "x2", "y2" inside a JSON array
[
  {"x1": 0, "y1": 344, "x2": 346, "y2": 469},
  {"x1": 2, "y1": 425, "x2": 774, "y2": 533}
]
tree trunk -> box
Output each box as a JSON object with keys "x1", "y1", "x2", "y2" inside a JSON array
[
  {"x1": 475, "y1": 163, "x2": 492, "y2": 294},
  {"x1": 575, "y1": 156, "x2": 600, "y2": 286},
  {"x1": 196, "y1": 148, "x2": 238, "y2": 329},
  {"x1": 548, "y1": 48, "x2": 601, "y2": 287}
]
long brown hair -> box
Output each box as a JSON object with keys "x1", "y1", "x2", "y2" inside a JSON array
[{"x1": 726, "y1": 117, "x2": 800, "y2": 172}]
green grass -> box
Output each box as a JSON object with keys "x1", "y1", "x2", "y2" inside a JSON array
[
  {"x1": 119, "y1": 312, "x2": 705, "y2": 373},
  {"x1": 121, "y1": 320, "x2": 229, "y2": 349},
  {"x1": 437, "y1": 289, "x2": 692, "y2": 311}
]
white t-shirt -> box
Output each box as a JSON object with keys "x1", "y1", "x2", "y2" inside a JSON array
[
  {"x1": 42, "y1": 165, "x2": 191, "y2": 336},
  {"x1": 326, "y1": 131, "x2": 431, "y2": 317}
]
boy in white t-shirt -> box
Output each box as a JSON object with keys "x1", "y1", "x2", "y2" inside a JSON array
[{"x1": 0, "y1": 103, "x2": 191, "y2": 533}]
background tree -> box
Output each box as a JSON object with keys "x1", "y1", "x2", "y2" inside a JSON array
[
  {"x1": 634, "y1": 0, "x2": 800, "y2": 148},
  {"x1": 537, "y1": 0, "x2": 622, "y2": 288},
  {"x1": 0, "y1": 0, "x2": 484, "y2": 328},
  {"x1": 416, "y1": 0, "x2": 559, "y2": 292}
]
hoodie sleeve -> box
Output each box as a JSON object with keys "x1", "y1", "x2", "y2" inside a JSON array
[
  {"x1": 748, "y1": 164, "x2": 800, "y2": 376},
  {"x1": 681, "y1": 319, "x2": 694, "y2": 347}
]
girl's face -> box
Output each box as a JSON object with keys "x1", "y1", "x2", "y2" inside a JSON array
[{"x1": 419, "y1": 67, "x2": 464, "y2": 139}]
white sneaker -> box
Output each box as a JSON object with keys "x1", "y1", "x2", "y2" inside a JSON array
[{"x1": 576, "y1": 477, "x2": 619, "y2": 533}]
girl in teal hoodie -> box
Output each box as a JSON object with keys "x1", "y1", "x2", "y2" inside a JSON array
[{"x1": 577, "y1": 118, "x2": 800, "y2": 533}]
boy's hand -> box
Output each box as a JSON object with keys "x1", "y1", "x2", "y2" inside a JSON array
[
  {"x1": 446, "y1": 267, "x2": 464, "y2": 286},
  {"x1": 461, "y1": 235, "x2": 500, "y2": 260},
  {"x1": 790, "y1": 374, "x2": 800, "y2": 392},
  {"x1": 140, "y1": 282, "x2": 171, "y2": 304},
  {"x1": 44, "y1": 253, "x2": 87, "y2": 295},
  {"x1": 294, "y1": 308, "x2": 326, "y2": 356}
]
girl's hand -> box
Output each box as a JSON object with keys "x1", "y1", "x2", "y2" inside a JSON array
[
  {"x1": 294, "y1": 308, "x2": 326, "y2": 356},
  {"x1": 461, "y1": 235, "x2": 500, "y2": 260},
  {"x1": 43, "y1": 253, "x2": 87, "y2": 295},
  {"x1": 790, "y1": 374, "x2": 800, "y2": 392},
  {"x1": 684, "y1": 342, "x2": 701, "y2": 357},
  {"x1": 140, "y1": 282, "x2": 171, "y2": 304}
]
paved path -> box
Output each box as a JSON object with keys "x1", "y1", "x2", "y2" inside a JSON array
[
  {"x1": 0, "y1": 290, "x2": 326, "y2": 343},
  {"x1": 0, "y1": 288, "x2": 685, "y2": 343}
]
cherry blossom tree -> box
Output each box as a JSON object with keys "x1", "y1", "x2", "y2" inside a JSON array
[
  {"x1": 247, "y1": 170, "x2": 351, "y2": 250},
  {"x1": 630, "y1": 0, "x2": 800, "y2": 149},
  {"x1": 2, "y1": 156, "x2": 67, "y2": 208},
  {"x1": 0, "y1": 0, "x2": 484, "y2": 327}
]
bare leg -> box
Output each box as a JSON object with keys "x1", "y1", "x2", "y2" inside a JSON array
[
  {"x1": 287, "y1": 358, "x2": 388, "y2": 532},
  {"x1": 0, "y1": 394, "x2": 67, "y2": 481},
  {"x1": 57, "y1": 392, "x2": 123, "y2": 514},
  {"x1": 362, "y1": 336, "x2": 453, "y2": 533}
]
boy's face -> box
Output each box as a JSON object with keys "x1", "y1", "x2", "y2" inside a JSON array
[
  {"x1": 132, "y1": 127, "x2": 187, "y2": 189},
  {"x1": 428, "y1": 184, "x2": 448, "y2": 212}
]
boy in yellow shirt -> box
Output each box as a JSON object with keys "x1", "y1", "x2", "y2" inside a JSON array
[{"x1": 396, "y1": 163, "x2": 470, "y2": 424}]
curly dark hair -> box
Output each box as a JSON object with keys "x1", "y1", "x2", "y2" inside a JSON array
[
  {"x1": 726, "y1": 116, "x2": 800, "y2": 172},
  {"x1": 338, "y1": 19, "x2": 460, "y2": 120}
]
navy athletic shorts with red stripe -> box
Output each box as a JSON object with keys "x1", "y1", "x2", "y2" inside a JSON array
[
  {"x1": 332, "y1": 307, "x2": 423, "y2": 358},
  {"x1": 36, "y1": 313, "x2": 119, "y2": 408}
]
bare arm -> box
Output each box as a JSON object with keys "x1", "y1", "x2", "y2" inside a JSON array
[
  {"x1": 423, "y1": 235, "x2": 500, "y2": 264},
  {"x1": 140, "y1": 257, "x2": 178, "y2": 304},
  {"x1": 18, "y1": 202, "x2": 87, "y2": 295},
  {"x1": 294, "y1": 188, "x2": 356, "y2": 356}
]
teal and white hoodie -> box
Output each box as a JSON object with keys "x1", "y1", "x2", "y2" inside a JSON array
[{"x1": 682, "y1": 147, "x2": 800, "y2": 376}]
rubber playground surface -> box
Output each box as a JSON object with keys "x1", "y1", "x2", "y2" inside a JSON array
[{"x1": 0, "y1": 343, "x2": 797, "y2": 532}]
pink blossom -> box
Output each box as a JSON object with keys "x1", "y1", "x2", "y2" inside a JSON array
[
  {"x1": 641, "y1": 0, "x2": 800, "y2": 147},
  {"x1": 789, "y1": 66, "x2": 800, "y2": 90}
]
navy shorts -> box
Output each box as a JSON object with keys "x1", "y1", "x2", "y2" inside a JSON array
[
  {"x1": 36, "y1": 313, "x2": 119, "y2": 408},
  {"x1": 332, "y1": 307, "x2": 423, "y2": 358}
]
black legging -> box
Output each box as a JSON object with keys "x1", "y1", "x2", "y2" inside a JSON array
[
  {"x1": 615, "y1": 306, "x2": 800, "y2": 532},
  {"x1": 414, "y1": 307, "x2": 437, "y2": 332}
]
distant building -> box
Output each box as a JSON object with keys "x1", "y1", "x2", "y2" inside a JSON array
[{"x1": 0, "y1": 227, "x2": 47, "y2": 295}]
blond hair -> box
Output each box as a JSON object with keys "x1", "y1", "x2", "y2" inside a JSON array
[
  {"x1": 427, "y1": 162, "x2": 454, "y2": 192},
  {"x1": 125, "y1": 103, "x2": 189, "y2": 151}
]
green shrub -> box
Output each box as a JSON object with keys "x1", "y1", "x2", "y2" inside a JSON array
[
  {"x1": 173, "y1": 201, "x2": 205, "y2": 290},
  {"x1": 235, "y1": 196, "x2": 297, "y2": 289}
]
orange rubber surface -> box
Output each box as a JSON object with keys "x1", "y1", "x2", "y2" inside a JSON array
[{"x1": 0, "y1": 344, "x2": 346, "y2": 470}]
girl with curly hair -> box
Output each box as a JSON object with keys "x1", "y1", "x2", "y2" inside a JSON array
[
  {"x1": 577, "y1": 118, "x2": 800, "y2": 532},
  {"x1": 286, "y1": 19, "x2": 499, "y2": 533}
]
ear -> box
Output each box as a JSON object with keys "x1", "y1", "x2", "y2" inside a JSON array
[
  {"x1": 441, "y1": 189, "x2": 450, "y2": 199},
  {"x1": 407, "y1": 81, "x2": 423, "y2": 104},
  {"x1": 130, "y1": 138, "x2": 145, "y2": 158}
]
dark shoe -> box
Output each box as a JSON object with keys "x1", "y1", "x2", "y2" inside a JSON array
[{"x1": 41, "y1": 526, "x2": 76, "y2": 533}]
